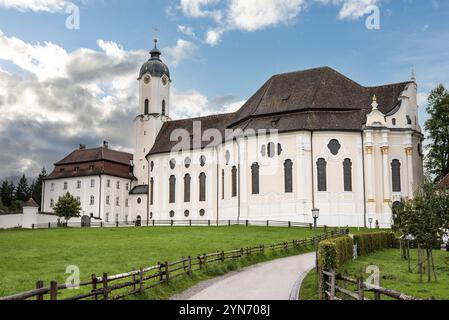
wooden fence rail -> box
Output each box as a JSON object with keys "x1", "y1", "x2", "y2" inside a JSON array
[
  {"x1": 30, "y1": 219, "x2": 317, "y2": 230},
  {"x1": 320, "y1": 270, "x2": 422, "y2": 301},
  {"x1": 0, "y1": 229, "x2": 348, "y2": 301}
]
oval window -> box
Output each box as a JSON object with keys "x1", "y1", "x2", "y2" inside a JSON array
[
  {"x1": 184, "y1": 210, "x2": 190, "y2": 218},
  {"x1": 185, "y1": 157, "x2": 192, "y2": 169},
  {"x1": 137, "y1": 198, "x2": 142, "y2": 204},
  {"x1": 169, "y1": 159, "x2": 176, "y2": 170},
  {"x1": 199, "y1": 209, "x2": 205, "y2": 217},
  {"x1": 169, "y1": 211, "x2": 175, "y2": 218}
]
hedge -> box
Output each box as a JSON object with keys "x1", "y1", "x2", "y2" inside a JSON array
[
  {"x1": 318, "y1": 236, "x2": 354, "y2": 270},
  {"x1": 353, "y1": 232, "x2": 396, "y2": 256}
]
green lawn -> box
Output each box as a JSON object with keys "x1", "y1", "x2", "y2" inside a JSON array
[
  {"x1": 300, "y1": 248, "x2": 449, "y2": 300},
  {"x1": 0, "y1": 226, "x2": 320, "y2": 298}
]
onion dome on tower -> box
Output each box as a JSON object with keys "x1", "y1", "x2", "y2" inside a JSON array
[{"x1": 138, "y1": 39, "x2": 170, "y2": 80}]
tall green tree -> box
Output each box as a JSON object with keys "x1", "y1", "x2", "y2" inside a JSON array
[
  {"x1": 16, "y1": 174, "x2": 31, "y2": 202},
  {"x1": 54, "y1": 193, "x2": 81, "y2": 222},
  {"x1": 32, "y1": 168, "x2": 47, "y2": 206},
  {"x1": 393, "y1": 180, "x2": 449, "y2": 282},
  {"x1": 425, "y1": 84, "x2": 449, "y2": 183},
  {"x1": 0, "y1": 180, "x2": 15, "y2": 207}
]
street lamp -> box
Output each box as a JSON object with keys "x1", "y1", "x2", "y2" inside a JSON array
[
  {"x1": 312, "y1": 208, "x2": 320, "y2": 229},
  {"x1": 312, "y1": 208, "x2": 320, "y2": 272},
  {"x1": 368, "y1": 218, "x2": 373, "y2": 230}
]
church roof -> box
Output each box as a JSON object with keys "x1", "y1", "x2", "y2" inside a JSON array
[
  {"x1": 148, "y1": 67, "x2": 412, "y2": 156},
  {"x1": 55, "y1": 147, "x2": 132, "y2": 166},
  {"x1": 46, "y1": 146, "x2": 134, "y2": 181}
]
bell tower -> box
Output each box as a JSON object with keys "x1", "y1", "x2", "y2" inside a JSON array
[{"x1": 133, "y1": 39, "x2": 171, "y2": 185}]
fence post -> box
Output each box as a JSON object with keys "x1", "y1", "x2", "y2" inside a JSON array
[
  {"x1": 246, "y1": 220, "x2": 249, "y2": 227},
  {"x1": 189, "y1": 220, "x2": 192, "y2": 227},
  {"x1": 329, "y1": 270, "x2": 336, "y2": 300},
  {"x1": 198, "y1": 256, "x2": 202, "y2": 270},
  {"x1": 48, "y1": 222, "x2": 51, "y2": 229},
  {"x1": 357, "y1": 277, "x2": 365, "y2": 301},
  {"x1": 115, "y1": 221, "x2": 118, "y2": 228},
  {"x1": 132, "y1": 268, "x2": 137, "y2": 292},
  {"x1": 208, "y1": 220, "x2": 211, "y2": 227},
  {"x1": 228, "y1": 219, "x2": 231, "y2": 227},
  {"x1": 187, "y1": 256, "x2": 192, "y2": 276},
  {"x1": 36, "y1": 281, "x2": 44, "y2": 300},
  {"x1": 288, "y1": 221, "x2": 291, "y2": 228},
  {"x1": 102, "y1": 273, "x2": 109, "y2": 300},
  {"x1": 267, "y1": 220, "x2": 269, "y2": 227},
  {"x1": 50, "y1": 280, "x2": 58, "y2": 300},
  {"x1": 91, "y1": 274, "x2": 98, "y2": 300},
  {"x1": 374, "y1": 290, "x2": 381, "y2": 300},
  {"x1": 139, "y1": 268, "x2": 144, "y2": 294},
  {"x1": 158, "y1": 262, "x2": 163, "y2": 282},
  {"x1": 32, "y1": 224, "x2": 35, "y2": 230},
  {"x1": 221, "y1": 251, "x2": 225, "y2": 262},
  {"x1": 171, "y1": 220, "x2": 174, "y2": 227}
]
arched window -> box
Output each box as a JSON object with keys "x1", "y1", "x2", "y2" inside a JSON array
[
  {"x1": 231, "y1": 166, "x2": 238, "y2": 197},
  {"x1": 392, "y1": 118, "x2": 397, "y2": 126},
  {"x1": 284, "y1": 160, "x2": 293, "y2": 193},
  {"x1": 50, "y1": 199, "x2": 54, "y2": 208},
  {"x1": 317, "y1": 158, "x2": 327, "y2": 192},
  {"x1": 162, "y1": 100, "x2": 166, "y2": 116},
  {"x1": 267, "y1": 142, "x2": 275, "y2": 158},
  {"x1": 343, "y1": 159, "x2": 353, "y2": 192},
  {"x1": 184, "y1": 157, "x2": 191, "y2": 169},
  {"x1": 169, "y1": 211, "x2": 175, "y2": 218},
  {"x1": 144, "y1": 99, "x2": 149, "y2": 114},
  {"x1": 184, "y1": 174, "x2": 191, "y2": 203},
  {"x1": 251, "y1": 163, "x2": 260, "y2": 195},
  {"x1": 391, "y1": 160, "x2": 402, "y2": 192},
  {"x1": 169, "y1": 175, "x2": 176, "y2": 203},
  {"x1": 200, "y1": 155, "x2": 206, "y2": 167},
  {"x1": 184, "y1": 210, "x2": 190, "y2": 218},
  {"x1": 105, "y1": 213, "x2": 110, "y2": 223},
  {"x1": 106, "y1": 196, "x2": 110, "y2": 205},
  {"x1": 150, "y1": 178, "x2": 154, "y2": 205},
  {"x1": 199, "y1": 173, "x2": 206, "y2": 202},
  {"x1": 169, "y1": 159, "x2": 176, "y2": 170},
  {"x1": 199, "y1": 209, "x2": 205, "y2": 217}
]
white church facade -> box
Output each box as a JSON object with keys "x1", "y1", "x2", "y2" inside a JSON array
[{"x1": 42, "y1": 41, "x2": 424, "y2": 228}]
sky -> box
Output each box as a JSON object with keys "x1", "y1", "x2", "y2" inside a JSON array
[{"x1": 0, "y1": 0, "x2": 448, "y2": 178}]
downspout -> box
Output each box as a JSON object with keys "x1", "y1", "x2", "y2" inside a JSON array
[
  {"x1": 310, "y1": 131, "x2": 315, "y2": 210},
  {"x1": 361, "y1": 132, "x2": 367, "y2": 228},
  {"x1": 98, "y1": 175, "x2": 102, "y2": 219},
  {"x1": 146, "y1": 156, "x2": 150, "y2": 223},
  {"x1": 215, "y1": 146, "x2": 220, "y2": 225},
  {"x1": 235, "y1": 138, "x2": 241, "y2": 222},
  {"x1": 41, "y1": 180, "x2": 45, "y2": 213}
]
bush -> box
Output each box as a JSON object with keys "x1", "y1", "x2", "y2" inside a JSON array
[
  {"x1": 318, "y1": 236, "x2": 353, "y2": 270},
  {"x1": 353, "y1": 232, "x2": 396, "y2": 256}
]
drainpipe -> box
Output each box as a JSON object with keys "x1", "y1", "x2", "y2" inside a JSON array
[
  {"x1": 146, "y1": 156, "x2": 150, "y2": 222},
  {"x1": 98, "y1": 175, "x2": 102, "y2": 219},
  {"x1": 310, "y1": 131, "x2": 315, "y2": 210},
  {"x1": 361, "y1": 132, "x2": 367, "y2": 228},
  {"x1": 215, "y1": 146, "x2": 220, "y2": 224}
]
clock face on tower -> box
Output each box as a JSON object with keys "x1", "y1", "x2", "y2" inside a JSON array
[{"x1": 143, "y1": 75, "x2": 150, "y2": 84}]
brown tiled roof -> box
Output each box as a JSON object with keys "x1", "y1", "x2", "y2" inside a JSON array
[
  {"x1": 440, "y1": 174, "x2": 449, "y2": 189},
  {"x1": 55, "y1": 147, "x2": 132, "y2": 166},
  {"x1": 149, "y1": 67, "x2": 411, "y2": 155},
  {"x1": 46, "y1": 147, "x2": 134, "y2": 181}
]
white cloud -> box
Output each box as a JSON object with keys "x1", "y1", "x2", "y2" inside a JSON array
[
  {"x1": 0, "y1": 30, "x2": 239, "y2": 177},
  {"x1": 164, "y1": 39, "x2": 198, "y2": 67},
  {"x1": 0, "y1": 0, "x2": 72, "y2": 12},
  {"x1": 178, "y1": 0, "x2": 379, "y2": 46},
  {"x1": 178, "y1": 25, "x2": 197, "y2": 39}
]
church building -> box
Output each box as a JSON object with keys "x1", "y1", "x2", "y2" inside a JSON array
[{"x1": 43, "y1": 40, "x2": 424, "y2": 228}]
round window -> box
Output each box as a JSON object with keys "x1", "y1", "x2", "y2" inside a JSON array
[
  {"x1": 184, "y1": 210, "x2": 190, "y2": 218},
  {"x1": 185, "y1": 157, "x2": 192, "y2": 169},
  {"x1": 169, "y1": 211, "x2": 175, "y2": 218},
  {"x1": 200, "y1": 155, "x2": 206, "y2": 167},
  {"x1": 169, "y1": 159, "x2": 176, "y2": 170},
  {"x1": 199, "y1": 209, "x2": 205, "y2": 217},
  {"x1": 137, "y1": 198, "x2": 142, "y2": 204}
]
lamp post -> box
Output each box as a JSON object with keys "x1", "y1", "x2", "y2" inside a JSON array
[
  {"x1": 368, "y1": 218, "x2": 373, "y2": 230},
  {"x1": 312, "y1": 208, "x2": 320, "y2": 272}
]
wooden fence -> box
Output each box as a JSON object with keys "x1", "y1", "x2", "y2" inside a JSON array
[
  {"x1": 0, "y1": 229, "x2": 348, "y2": 301},
  {"x1": 320, "y1": 270, "x2": 422, "y2": 301},
  {"x1": 31, "y1": 219, "x2": 315, "y2": 230}
]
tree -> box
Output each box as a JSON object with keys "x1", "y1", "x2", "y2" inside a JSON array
[
  {"x1": 16, "y1": 174, "x2": 31, "y2": 202},
  {"x1": 425, "y1": 84, "x2": 449, "y2": 183},
  {"x1": 54, "y1": 192, "x2": 81, "y2": 222},
  {"x1": 393, "y1": 179, "x2": 449, "y2": 282},
  {"x1": 32, "y1": 168, "x2": 47, "y2": 206},
  {"x1": 0, "y1": 180, "x2": 15, "y2": 208}
]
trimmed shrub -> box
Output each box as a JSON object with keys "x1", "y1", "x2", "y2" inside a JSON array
[
  {"x1": 353, "y1": 232, "x2": 396, "y2": 256},
  {"x1": 318, "y1": 236, "x2": 354, "y2": 270}
]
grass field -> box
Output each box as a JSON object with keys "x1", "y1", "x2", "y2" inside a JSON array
[
  {"x1": 299, "y1": 248, "x2": 449, "y2": 300},
  {"x1": 0, "y1": 225, "x2": 321, "y2": 298}
]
